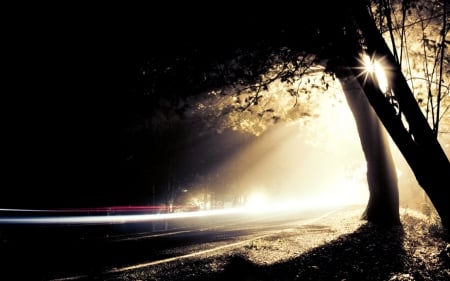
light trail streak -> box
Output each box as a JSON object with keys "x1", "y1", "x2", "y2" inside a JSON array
[
  {"x1": 0, "y1": 207, "x2": 244, "y2": 225},
  {"x1": 0, "y1": 195, "x2": 360, "y2": 225}
]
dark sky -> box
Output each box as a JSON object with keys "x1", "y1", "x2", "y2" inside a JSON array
[
  {"x1": 2, "y1": 4, "x2": 349, "y2": 208},
  {"x1": 3, "y1": 8, "x2": 148, "y2": 207},
  {"x1": 2, "y1": 6, "x2": 259, "y2": 207}
]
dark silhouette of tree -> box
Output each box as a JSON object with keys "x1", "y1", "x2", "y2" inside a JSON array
[
  {"x1": 335, "y1": 66, "x2": 401, "y2": 225},
  {"x1": 341, "y1": 0, "x2": 449, "y2": 229}
]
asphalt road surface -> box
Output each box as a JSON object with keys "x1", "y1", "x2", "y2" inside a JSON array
[{"x1": 0, "y1": 205, "x2": 343, "y2": 281}]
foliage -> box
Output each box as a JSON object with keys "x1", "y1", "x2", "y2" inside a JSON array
[
  {"x1": 139, "y1": 0, "x2": 449, "y2": 143},
  {"x1": 184, "y1": 60, "x2": 338, "y2": 136}
]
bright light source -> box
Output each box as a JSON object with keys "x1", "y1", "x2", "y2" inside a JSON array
[
  {"x1": 362, "y1": 54, "x2": 389, "y2": 93},
  {"x1": 245, "y1": 192, "x2": 268, "y2": 210}
]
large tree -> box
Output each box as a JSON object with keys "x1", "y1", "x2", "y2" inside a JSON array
[{"x1": 340, "y1": 0, "x2": 450, "y2": 228}]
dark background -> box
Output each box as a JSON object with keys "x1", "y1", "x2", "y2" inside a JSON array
[{"x1": 2, "y1": 3, "x2": 346, "y2": 208}]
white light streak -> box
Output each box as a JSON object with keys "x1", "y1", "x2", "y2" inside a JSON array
[
  {"x1": 0, "y1": 208, "x2": 244, "y2": 225},
  {"x1": 0, "y1": 187, "x2": 366, "y2": 226}
]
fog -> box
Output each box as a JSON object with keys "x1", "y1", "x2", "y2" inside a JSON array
[
  {"x1": 171, "y1": 85, "x2": 427, "y2": 211},
  {"x1": 173, "y1": 94, "x2": 367, "y2": 208}
]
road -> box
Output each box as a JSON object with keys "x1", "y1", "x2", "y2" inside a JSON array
[{"x1": 0, "y1": 205, "x2": 345, "y2": 281}]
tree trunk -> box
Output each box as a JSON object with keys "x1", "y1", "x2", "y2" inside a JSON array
[
  {"x1": 337, "y1": 69, "x2": 400, "y2": 225},
  {"x1": 344, "y1": 1, "x2": 450, "y2": 230}
]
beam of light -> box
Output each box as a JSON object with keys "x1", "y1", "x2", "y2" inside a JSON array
[
  {"x1": 355, "y1": 53, "x2": 390, "y2": 94},
  {"x1": 0, "y1": 207, "x2": 246, "y2": 225},
  {"x1": 185, "y1": 97, "x2": 368, "y2": 217}
]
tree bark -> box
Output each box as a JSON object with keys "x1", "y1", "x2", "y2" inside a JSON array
[
  {"x1": 345, "y1": 1, "x2": 450, "y2": 230},
  {"x1": 337, "y1": 69, "x2": 400, "y2": 225}
]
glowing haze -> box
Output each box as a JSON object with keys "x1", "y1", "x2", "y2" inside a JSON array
[
  {"x1": 179, "y1": 72, "x2": 371, "y2": 209},
  {"x1": 219, "y1": 92, "x2": 369, "y2": 207},
  {"x1": 177, "y1": 62, "x2": 423, "y2": 211}
]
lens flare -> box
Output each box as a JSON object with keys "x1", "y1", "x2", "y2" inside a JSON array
[{"x1": 358, "y1": 54, "x2": 389, "y2": 93}]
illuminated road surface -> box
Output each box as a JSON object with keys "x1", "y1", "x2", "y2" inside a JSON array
[{"x1": 0, "y1": 202, "x2": 354, "y2": 281}]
